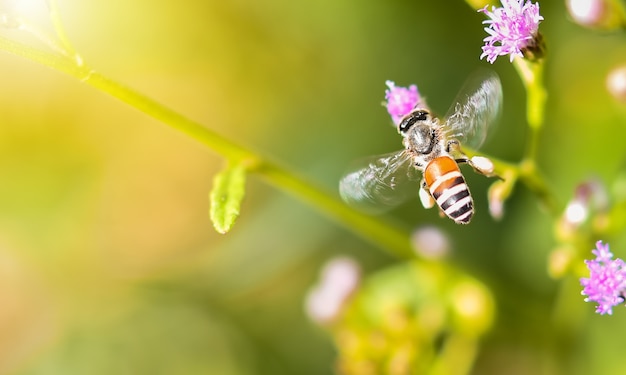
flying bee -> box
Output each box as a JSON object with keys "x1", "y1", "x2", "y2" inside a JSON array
[{"x1": 339, "y1": 70, "x2": 502, "y2": 224}]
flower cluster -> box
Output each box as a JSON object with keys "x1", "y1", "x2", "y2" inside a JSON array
[
  {"x1": 580, "y1": 241, "x2": 626, "y2": 315},
  {"x1": 479, "y1": 0, "x2": 544, "y2": 63},
  {"x1": 384, "y1": 81, "x2": 421, "y2": 125}
]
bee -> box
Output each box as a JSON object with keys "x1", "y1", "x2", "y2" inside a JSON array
[{"x1": 339, "y1": 70, "x2": 502, "y2": 224}]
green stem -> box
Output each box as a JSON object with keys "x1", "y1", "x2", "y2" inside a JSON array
[
  {"x1": 428, "y1": 335, "x2": 478, "y2": 375},
  {"x1": 83, "y1": 75, "x2": 412, "y2": 260},
  {"x1": 0, "y1": 35, "x2": 415, "y2": 260},
  {"x1": 513, "y1": 57, "x2": 547, "y2": 132},
  {"x1": 255, "y1": 163, "x2": 414, "y2": 257},
  {"x1": 513, "y1": 57, "x2": 547, "y2": 160},
  {"x1": 83, "y1": 71, "x2": 415, "y2": 257},
  {"x1": 47, "y1": 0, "x2": 83, "y2": 65},
  {"x1": 518, "y1": 159, "x2": 559, "y2": 216},
  {"x1": 84, "y1": 72, "x2": 257, "y2": 162},
  {"x1": 512, "y1": 57, "x2": 559, "y2": 215},
  {"x1": 0, "y1": 34, "x2": 80, "y2": 75}
]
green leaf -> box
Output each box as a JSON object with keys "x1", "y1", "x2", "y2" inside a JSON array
[{"x1": 209, "y1": 163, "x2": 247, "y2": 234}]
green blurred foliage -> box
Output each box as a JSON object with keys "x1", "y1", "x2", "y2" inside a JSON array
[
  {"x1": 0, "y1": 0, "x2": 626, "y2": 374},
  {"x1": 330, "y1": 262, "x2": 493, "y2": 375}
]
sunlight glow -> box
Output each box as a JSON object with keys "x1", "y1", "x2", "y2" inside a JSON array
[
  {"x1": 12, "y1": 0, "x2": 45, "y2": 14},
  {"x1": 0, "y1": 0, "x2": 48, "y2": 22}
]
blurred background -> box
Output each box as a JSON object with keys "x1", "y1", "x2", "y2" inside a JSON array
[{"x1": 0, "y1": 0, "x2": 626, "y2": 374}]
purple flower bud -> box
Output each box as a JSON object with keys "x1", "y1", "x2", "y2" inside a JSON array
[{"x1": 384, "y1": 81, "x2": 422, "y2": 125}]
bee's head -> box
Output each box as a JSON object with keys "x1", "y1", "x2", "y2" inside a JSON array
[
  {"x1": 397, "y1": 109, "x2": 429, "y2": 136},
  {"x1": 399, "y1": 109, "x2": 436, "y2": 154}
]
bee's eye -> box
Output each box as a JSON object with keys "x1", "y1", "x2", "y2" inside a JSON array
[
  {"x1": 413, "y1": 110, "x2": 428, "y2": 121},
  {"x1": 398, "y1": 110, "x2": 428, "y2": 134},
  {"x1": 398, "y1": 118, "x2": 414, "y2": 133}
]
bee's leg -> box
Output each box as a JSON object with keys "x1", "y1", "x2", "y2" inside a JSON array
[
  {"x1": 446, "y1": 139, "x2": 464, "y2": 155},
  {"x1": 421, "y1": 179, "x2": 446, "y2": 218},
  {"x1": 447, "y1": 140, "x2": 497, "y2": 177},
  {"x1": 419, "y1": 179, "x2": 435, "y2": 209},
  {"x1": 459, "y1": 156, "x2": 498, "y2": 178},
  {"x1": 447, "y1": 140, "x2": 472, "y2": 164}
]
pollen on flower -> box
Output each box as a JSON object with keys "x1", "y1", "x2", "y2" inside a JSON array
[
  {"x1": 478, "y1": 0, "x2": 544, "y2": 64},
  {"x1": 580, "y1": 241, "x2": 626, "y2": 315},
  {"x1": 384, "y1": 81, "x2": 422, "y2": 125},
  {"x1": 470, "y1": 155, "x2": 495, "y2": 175}
]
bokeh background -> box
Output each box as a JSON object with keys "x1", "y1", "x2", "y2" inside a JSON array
[{"x1": 0, "y1": 0, "x2": 626, "y2": 374}]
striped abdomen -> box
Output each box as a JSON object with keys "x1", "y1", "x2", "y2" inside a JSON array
[{"x1": 424, "y1": 156, "x2": 473, "y2": 224}]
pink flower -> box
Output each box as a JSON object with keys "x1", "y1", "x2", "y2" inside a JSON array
[
  {"x1": 580, "y1": 241, "x2": 626, "y2": 315},
  {"x1": 479, "y1": 0, "x2": 544, "y2": 64},
  {"x1": 384, "y1": 81, "x2": 421, "y2": 125},
  {"x1": 304, "y1": 257, "x2": 361, "y2": 324}
]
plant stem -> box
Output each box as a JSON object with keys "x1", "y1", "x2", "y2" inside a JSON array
[
  {"x1": 0, "y1": 35, "x2": 415, "y2": 259},
  {"x1": 46, "y1": 0, "x2": 82, "y2": 65},
  {"x1": 84, "y1": 72, "x2": 257, "y2": 162},
  {"x1": 518, "y1": 159, "x2": 560, "y2": 216},
  {"x1": 428, "y1": 335, "x2": 478, "y2": 375},
  {"x1": 513, "y1": 58, "x2": 546, "y2": 130},
  {"x1": 83, "y1": 71, "x2": 416, "y2": 257},
  {"x1": 512, "y1": 57, "x2": 559, "y2": 215}
]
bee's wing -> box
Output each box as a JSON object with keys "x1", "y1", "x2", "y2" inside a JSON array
[
  {"x1": 441, "y1": 70, "x2": 502, "y2": 149},
  {"x1": 339, "y1": 150, "x2": 420, "y2": 214}
]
